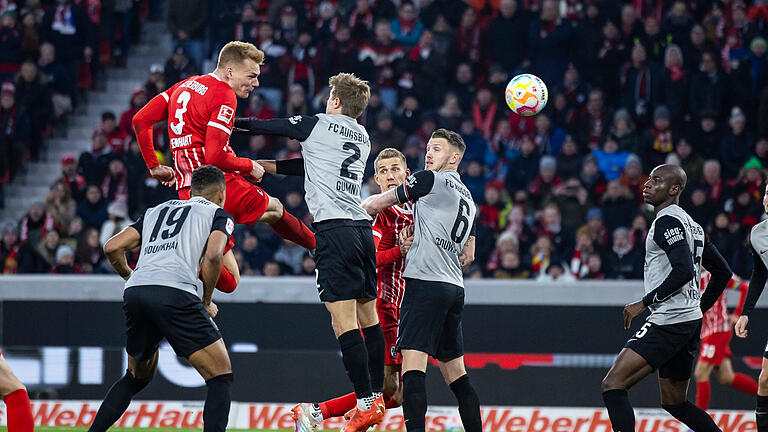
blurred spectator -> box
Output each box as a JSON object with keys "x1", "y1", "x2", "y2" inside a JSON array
[
  {"x1": 605, "y1": 227, "x2": 643, "y2": 279},
  {"x1": 35, "y1": 229, "x2": 61, "y2": 269},
  {"x1": 76, "y1": 184, "x2": 108, "y2": 230},
  {"x1": 0, "y1": 81, "x2": 25, "y2": 184},
  {"x1": 691, "y1": 109, "x2": 721, "y2": 159},
  {"x1": 459, "y1": 116, "x2": 489, "y2": 164},
  {"x1": 358, "y1": 19, "x2": 404, "y2": 110},
  {"x1": 239, "y1": 231, "x2": 272, "y2": 275},
  {"x1": 462, "y1": 161, "x2": 486, "y2": 203},
  {"x1": 59, "y1": 154, "x2": 85, "y2": 200},
  {"x1": 595, "y1": 21, "x2": 627, "y2": 102},
  {"x1": 41, "y1": 0, "x2": 93, "y2": 84},
  {"x1": 167, "y1": 0, "x2": 207, "y2": 69},
  {"x1": 610, "y1": 108, "x2": 638, "y2": 153},
  {"x1": 456, "y1": 6, "x2": 482, "y2": 68},
  {"x1": 506, "y1": 136, "x2": 540, "y2": 193},
  {"x1": 75, "y1": 227, "x2": 105, "y2": 273},
  {"x1": 273, "y1": 241, "x2": 304, "y2": 275},
  {"x1": 579, "y1": 89, "x2": 611, "y2": 150},
  {"x1": 580, "y1": 154, "x2": 608, "y2": 205},
  {"x1": 99, "y1": 198, "x2": 132, "y2": 246},
  {"x1": 536, "y1": 260, "x2": 576, "y2": 282},
  {"x1": 286, "y1": 31, "x2": 320, "y2": 97},
  {"x1": 601, "y1": 180, "x2": 637, "y2": 233},
  {"x1": 555, "y1": 135, "x2": 582, "y2": 180},
  {"x1": 536, "y1": 204, "x2": 574, "y2": 256},
  {"x1": 569, "y1": 225, "x2": 597, "y2": 279},
  {"x1": 37, "y1": 42, "x2": 74, "y2": 117},
  {"x1": 275, "y1": 6, "x2": 300, "y2": 47},
  {"x1": 528, "y1": 155, "x2": 561, "y2": 208},
  {"x1": 721, "y1": 106, "x2": 755, "y2": 178},
  {"x1": 100, "y1": 111, "x2": 127, "y2": 155},
  {"x1": 593, "y1": 135, "x2": 631, "y2": 181},
  {"x1": 281, "y1": 83, "x2": 310, "y2": 117},
  {"x1": 390, "y1": 2, "x2": 423, "y2": 48},
  {"x1": 370, "y1": 110, "x2": 407, "y2": 153},
  {"x1": 709, "y1": 212, "x2": 741, "y2": 266},
  {"x1": 675, "y1": 138, "x2": 704, "y2": 182},
  {"x1": 15, "y1": 60, "x2": 52, "y2": 160},
  {"x1": 493, "y1": 251, "x2": 530, "y2": 279},
  {"x1": 395, "y1": 95, "x2": 421, "y2": 135},
  {"x1": 533, "y1": 113, "x2": 566, "y2": 156},
  {"x1": 528, "y1": 0, "x2": 572, "y2": 86},
  {"x1": 102, "y1": 158, "x2": 128, "y2": 204},
  {"x1": 619, "y1": 154, "x2": 648, "y2": 204},
  {"x1": 660, "y1": 44, "x2": 688, "y2": 122},
  {"x1": 484, "y1": 0, "x2": 528, "y2": 74},
  {"x1": 348, "y1": 0, "x2": 375, "y2": 43},
  {"x1": 321, "y1": 25, "x2": 359, "y2": 84},
  {"x1": 52, "y1": 244, "x2": 77, "y2": 273},
  {"x1": 471, "y1": 88, "x2": 497, "y2": 140},
  {"x1": 478, "y1": 181, "x2": 506, "y2": 233},
  {"x1": 436, "y1": 92, "x2": 463, "y2": 131},
  {"x1": 689, "y1": 50, "x2": 728, "y2": 120},
  {"x1": 554, "y1": 177, "x2": 588, "y2": 231},
  {"x1": 756, "y1": 137, "x2": 768, "y2": 167},
  {"x1": 0, "y1": 8, "x2": 22, "y2": 79},
  {"x1": 687, "y1": 184, "x2": 715, "y2": 230},
  {"x1": 584, "y1": 253, "x2": 605, "y2": 279},
  {"x1": 45, "y1": 179, "x2": 76, "y2": 230},
  {"x1": 263, "y1": 260, "x2": 281, "y2": 276},
  {"x1": 300, "y1": 253, "x2": 315, "y2": 276},
  {"x1": 699, "y1": 159, "x2": 731, "y2": 208},
  {"x1": 638, "y1": 105, "x2": 674, "y2": 169},
  {"x1": 502, "y1": 205, "x2": 535, "y2": 253},
  {"x1": 255, "y1": 22, "x2": 287, "y2": 111},
  {"x1": 449, "y1": 63, "x2": 475, "y2": 112},
  {"x1": 145, "y1": 64, "x2": 166, "y2": 98},
  {"x1": 78, "y1": 128, "x2": 113, "y2": 185},
  {"x1": 0, "y1": 221, "x2": 19, "y2": 273},
  {"x1": 530, "y1": 234, "x2": 552, "y2": 275},
  {"x1": 620, "y1": 44, "x2": 661, "y2": 127},
  {"x1": 118, "y1": 88, "x2": 147, "y2": 136},
  {"x1": 19, "y1": 202, "x2": 55, "y2": 245},
  {"x1": 639, "y1": 16, "x2": 665, "y2": 65}
]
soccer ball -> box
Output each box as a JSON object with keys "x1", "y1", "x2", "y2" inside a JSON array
[{"x1": 505, "y1": 74, "x2": 548, "y2": 117}]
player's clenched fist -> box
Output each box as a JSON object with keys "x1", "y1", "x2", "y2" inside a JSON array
[
  {"x1": 249, "y1": 160, "x2": 265, "y2": 182},
  {"x1": 734, "y1": 315, "x2": 749, "y2": 338},
  {"x1": 400, "y1": 235, "x2": 413, "y2": 256},
  {"x1": 205, "y1": 301, "x2": 219, "y2": 318},
  {"x1": 622, "y1": 300, "x2": 646, "y2": 329},
  {"x1": 149, "y1": 165, "x2": 176, "y2": 187},
  {"x1": 399, "y1": 224, "x2": 414, "y2": 244}
]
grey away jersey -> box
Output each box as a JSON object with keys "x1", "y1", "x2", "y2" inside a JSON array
[
  {"x1": 125, "y1": 196, "x2": 234, "y2": 295},
  {"x1": 750, "y1": 220, "x2": 768, "y2": 271},
  {"x1": 300, "y1": 113, "x2": 371, "y2": 222},
  {"x1": 644, "y1": 204, "x2": 705, "y2": 325},
  {"x1": 395, "y1": 170, "x2": 477, "y2": 288}
]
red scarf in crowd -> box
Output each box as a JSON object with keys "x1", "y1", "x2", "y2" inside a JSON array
[
  {"x1": 20, "y1": 212, "x2": 55, "y2": 243},
  {"x1": 473, "y1": 102, "x2": 497, "y2": 139}
]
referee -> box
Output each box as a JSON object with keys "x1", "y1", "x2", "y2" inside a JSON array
[{"x1": 88, "y1": 165, "x2": 236, "y2": 432}]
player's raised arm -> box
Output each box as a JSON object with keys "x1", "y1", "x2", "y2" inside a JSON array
[
  {"x1": 234, "y1": 115, "x2": 318, "y2": 141},
  {"x1": 362, "y1": 170, "x2": 435, "y2": 216},
  {"x1": 699, "y1": 242, "x2": 732, "y2": 313},
  {"x1": 103, "y1": 217, "x2": 143, "y2": 280},
  {"x1": 133, "y1": 82, "x2": 183, "y2": 186},
  {"x1": 255, "y1": 158, "x2": 305, "y2": 176},
  {"x1": 205, "y1": 91, "x2": 264, "y2": 180}
]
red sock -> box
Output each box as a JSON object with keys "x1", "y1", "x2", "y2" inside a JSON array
[
  {"x1": 270, "y1": 210, "x2": 316, "y2": 250},
  {"x1": 216, "y1": 266, "x2": 237, "y2": 293},
  {"x1": 318, "y1": 392, "x2": 357, "y2": 420},
  {"x1": 696, "y1": 381, "x2": 711, "y2": 410},
  {"x1": 731, "y1": 373, "x2": 759, "y2": 395},
  {"x1": 4, "y1": 389, "x2": 33, "y2": 432}
]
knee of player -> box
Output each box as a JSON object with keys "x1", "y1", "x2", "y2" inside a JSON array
[
  {"x1": 601, "y1": 374, "x2": 625, "y2": 392},
  {"x1": 715, "y1": 369, "x2": 733, "y2": 385},
  {"x1": 693, "y1": 366, "x2": 710, "y2": 383}
]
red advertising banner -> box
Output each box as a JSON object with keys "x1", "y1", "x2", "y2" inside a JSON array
[{"x1": 0, "y1": 401, "x2": 757, "y2": 432}]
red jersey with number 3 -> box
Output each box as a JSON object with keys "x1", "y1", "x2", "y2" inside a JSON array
[
  {"x1": 700, "y1": 271, "x2": 748, "y2": 339},
  {"x1": 372, "y1": 203, "x2": 413, "y2": 307},
  {"x1": 163, "y1": 73, "x2": 238, "y2": 189}
]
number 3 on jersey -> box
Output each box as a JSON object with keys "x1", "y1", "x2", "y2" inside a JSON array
[{"x1": 170, "y1": 91, "x2": 191, "y2": 135}]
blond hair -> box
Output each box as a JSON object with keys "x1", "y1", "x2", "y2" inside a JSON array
[
  {"x1": 217, "y1": 41, "x2": 264, "y2": 69},
  {"x1": 374, "y1": 148, "x2": 407, "y2": 172},
  {"x1": 329, "y1": 73, "x2": 370, "y2": 118}
]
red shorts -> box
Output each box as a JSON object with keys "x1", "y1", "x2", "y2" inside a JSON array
[
  {"x1": 699, "y1": 331, "x2": 733, "y2": 365},
  {"x1": 377, "y1": 299, "x2": 402, "y2": 366},
  {"x1": 178, "y1": 175, "x2": 270, "y2": 226}
]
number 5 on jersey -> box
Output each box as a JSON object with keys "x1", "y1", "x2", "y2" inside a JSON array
[{"x1": 170, "y1": 91, "x2": 191, "y2": 135}]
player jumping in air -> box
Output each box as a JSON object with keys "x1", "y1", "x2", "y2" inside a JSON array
[
  {"x1": 734, "y1": 183, "x2": 768, "y2": 432},
  {"x1": 132, "y1": 41, "x2": 316, "y2": 292},
  {"x1": 292, "y1": 148, "x2": 414, "y2": 432},
  {"x1": 362, "y1": 129, "x2": 482, "y2": 432},
  {"x1": 602, "y1": 164, "x2": 732, "y2": 432},
  {"x1": 0, "y1": 352, "x2": 33, "y2": 432},
  {"x1": 695, "y1": 272, "x2": 757, "y2": 410},
  {"x1": 89, "y1": 166, "x2": 236, "y2": 432},
  {"x1": 234, "y1": 73, "x2": 386, "y2": 432}
]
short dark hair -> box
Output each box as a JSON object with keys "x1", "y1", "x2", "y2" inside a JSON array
[
  {"x1": 431, "y1": 128, "x2": 466, "y2": 155},
  {"x1": 191, "y1": 165, "x2": 225, "y2": 195},
  {"x1": 101, "y1": 111, "x2": 116, "y2": 122}
]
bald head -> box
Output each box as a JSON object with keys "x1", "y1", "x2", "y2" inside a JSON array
[
  {"x1": 655, "y1": 164, "x2": 687, "y2": 192},
  {"x1": 644, "y1": 164, "x2": 688, "y2": 208}
]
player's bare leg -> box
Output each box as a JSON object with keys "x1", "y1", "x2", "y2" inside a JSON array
[
  {"x1": 601, "y1": 348, "x2": 654, "y2": 431},
  {"x1": 89, "y1": 352, "x2": 158, "y2": 432},
  {"x1": 215, "y1": 250, "x2": 240, "y2": 293},
  {"x1": 694, "y1": 360, "x2": 716, "y2": 409},
  {"x1": 756, "y1": 358, "x2": 768, "y2": 431},
  {"x1": 438, "y1": 356, "x2": 482, "y2": 432},
  {"x1": 187, "y1": 339, "x2": 233, "y2": 432},
  {"x1": 0, "y1": 354, "x2": 33, "y2": 432},
  {"x1": 383, "y1": 365, "x2": 403, "y2": 406},
  {"x1": 259, "y1": 195, "x2": 316, "y2": 250},
  {"x1": 714, "y1": 357, "x2": 758, "y2": 397},
  {"x1": 658, "y1": 377, "x2": 721, "y2": 432}
]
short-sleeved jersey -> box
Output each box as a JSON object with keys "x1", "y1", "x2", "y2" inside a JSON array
[
  {"x1": 700, "y1": 272, "x2": 747, "y2": 339},
  {"x1": 164, "y1": 74, "x2": 238, "y2": 189},
  {"x1": 125, "y1": 196, "x2": 234, "y2": 295},
  {"x1": 372, "y1": 203, "x2": 413, "y2": 306},
  {"x1": 395, "y1": 170, "x2": 477, "y2": 288},
  {"x1": 644, "y1": 204, "x2": 705, "y2": 325},
  {"x1": 299, "y1": 113, "x2": 371, "y2": 222}
]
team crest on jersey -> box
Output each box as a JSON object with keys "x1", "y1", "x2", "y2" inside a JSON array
[
  {"x1": 288, "y1": 115, "x2": 302, "y2": 124},
  {"x1": 217, "y1": 105, "x2": 234, "y2": 124},
  {"x1": 225, "y1": 218, "x2": 234, "y2": 235},
  {"x1": 390, "y1": 346, "x2": 397, "y2": 359}
]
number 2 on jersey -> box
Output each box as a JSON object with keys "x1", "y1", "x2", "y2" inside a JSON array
[
  {"x1": 170, "y1": 91, "x2": 191, "y2": 135},
  {"x1": 339, "y1": 142, "x2": 361, "y2": 180},
  {"x1": 149, "y1": 206, "x2": 191, "y2": 242},
  {"x1": 451, "y1": 198, "x2": 471, "y2": 242}
]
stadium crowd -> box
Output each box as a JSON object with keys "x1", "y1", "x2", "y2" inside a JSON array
[{"x1": 2, "y1": 0, "x2": 768, "y2": 281}]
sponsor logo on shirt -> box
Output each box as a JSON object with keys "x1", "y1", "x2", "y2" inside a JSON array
[
  {"x1": 288, "y1": 115, "x2": 302, "y2": 124},
  {"x1": 225, "y1": 218, "x2": 234, "y2": 235},
  {"x1": 217, "y1": 105, "x2": 234, "y2": 124},
  {"x1": 406, "y1": 175, "x2": 416, "y2": 188}
]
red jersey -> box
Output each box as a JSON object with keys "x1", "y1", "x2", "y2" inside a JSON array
[
  {"x1": 158, "y1": 73, "x2": 251, "y2": 189},
  {"x1": 372, "y1": 203, "x2": 413, "y2": 307},
  {"x1": 700, "y1": 271, "x2": 748, "y2": 339}
]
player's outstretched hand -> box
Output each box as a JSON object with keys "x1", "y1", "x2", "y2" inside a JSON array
[
  {"x1": 399, "y1": 225, "x2": 415, "y2": 243},
  {"x1": 150, "y1": 165, "x2": 176, "y2": 187},
  {"x1": 205, "y1": 301, "x2": 219, "y2": 318},
  {"x1": 400, "y1": 235, "x2": 413, "y2": 256},
  {"x1": 623, "y1": 301, "x2": 646, "y2": 330},
  {"x1": 735, "y1": 315, "x2": 749, "y2": 338},
  {"x1": 249, "y1": 160, "x2": 265, "y2": 182}
]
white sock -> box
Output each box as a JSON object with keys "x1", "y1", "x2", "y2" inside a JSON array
[
  {"x1": 309, "y1": 404, "x2": 323, "y2": 422},
  {"x1": 356, "y1": 395, "x2": 375, "y2": 410}
]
